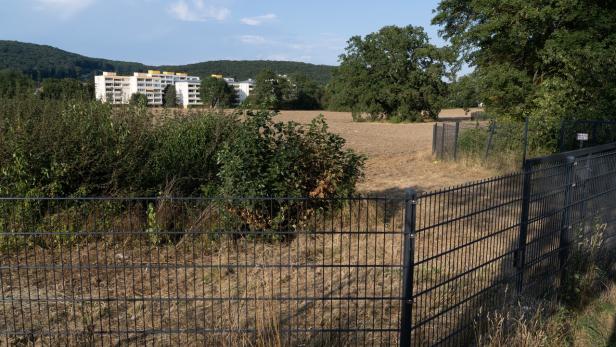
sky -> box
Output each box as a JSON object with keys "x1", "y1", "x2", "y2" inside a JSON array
[{"x1": 0, "y1": 0, "x2": 449, "y2": 66}]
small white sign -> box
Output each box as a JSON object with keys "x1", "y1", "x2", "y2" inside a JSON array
[{"x1": 577, "y1": 133, "x2": 589, "y2": 141}]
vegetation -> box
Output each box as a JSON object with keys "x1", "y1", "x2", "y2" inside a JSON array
[
  {"x1": 433, "y1": 0, "x2": 616, "y2": 150},
  {"x1": 247, "y1": 70, "x2": 324, "y2": 110},
  {"x1": 130, "y1": 92, "x2": 148, "y2": 106},
  {"x1": 40, "y1": 78, "x2": 93, "y2": 101},
  {"x1": 327, "y1": 25, "x2": 453, "y2": 122},
  {"x1": 0, "y1": 95, "x2": 364, "y2": 230},
  {"x1": 162, "y1": 85, "x2": 177, "y2": 108},
  {"x1": 199, "y1": 77, "x2": 237, "y2": 108},
  {"x1": 0, "y1": 40, "x2": 335, "y2": 84},
  {"x1": 444, "y1": 72, "x2": 481, "y2": 111},
  {"x1": 217, "y1": 112, "x2": 365, "y2": 230},
  {"x1": 0, "y1": 69, "x2": 34, "y2": 98},
  {"x1": 160, "y1": 60, "x2": 335, "y2": 85}
]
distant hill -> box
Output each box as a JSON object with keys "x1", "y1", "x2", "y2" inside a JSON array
[{"x1": 0, "y1": 40, "x2": 336, "y2": 84}]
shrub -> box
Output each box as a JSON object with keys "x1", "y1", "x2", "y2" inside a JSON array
[
  {"x1": 0, "y1": 97, "x2": 152, "y2": 197},
  {"x1": 142, "y1": 113, "x2": 237, "y2": 196},
  {"x1": 216, "y1": 110, "x2": 365, "y2": 231}
]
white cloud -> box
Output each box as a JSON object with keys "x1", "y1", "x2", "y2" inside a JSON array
[
  {"x1": 240, "y1": 13, "x2": 276, "y2": 26},
  {"x1": 168, "y1": 0, "x2": 230, "y2": 22},
  {"x1": 238, "y1": 35, "x2": 268, "y2": 45},
  {"x1": 34, "y1": 0, "x2": 95, "y2": 19}
]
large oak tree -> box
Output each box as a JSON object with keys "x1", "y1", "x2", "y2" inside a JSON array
[{"x1": 327, "y1": 25, "x2": 454, "y2": 121}]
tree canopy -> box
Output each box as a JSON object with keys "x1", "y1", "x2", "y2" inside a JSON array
[
  {"x1": 200, "y1": 77, "x2": 237, "y2": 108},
  {"x1": 433, "y1": 0, "x2": 616, "y2": 146},
  {"x1": 0, "y1": 70, "x2": 35, "y2": 98},
  {"x1": 327, "y1": 25, "x2": 454, "y2": 121},
  {"x1": 163, "y1": 85, "x2": 177, "y2": 108},
  {"x1": 40, "y1": 78, "x2": 93, "y2": 101}
]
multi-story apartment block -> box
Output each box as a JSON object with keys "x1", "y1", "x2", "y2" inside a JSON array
[{"x1": 95, "y1": 70, "x2": 202, "y2": 107}]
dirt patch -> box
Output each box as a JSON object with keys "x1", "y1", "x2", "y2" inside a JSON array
[{"x1": 275, "y1": 110, "x2": 495, "y2": 194}]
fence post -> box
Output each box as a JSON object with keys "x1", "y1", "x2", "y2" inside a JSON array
[
  {"x1": 432, "y1": 123, "x2": 437, "y2": 155},
  {"x1": 515, "y1": 160, "x2": 533, "y2": 294},
  {"x1": 522, "y1": 117, "x2": 529, "y2": 165},
  {"x1": 559, "y1": 156, "x2": 576, "y2": 287},
  {"x1": 400, "y1": 189, "x2": 417, "y2": 347},
  {"x1": 440, "y1": 124, "x2": 446, "y2": 160},
  {"x1": 453, "y1": 121, "x2": 461, "y2": 161},
  {"x1": 484, "y1": 122, "x2": 495, "y2": 160}
]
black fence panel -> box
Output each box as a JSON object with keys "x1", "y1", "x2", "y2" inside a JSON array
[
  {"x1": 0, "y1": 197, "x2": 406, "y2": 346},
  {"x1": 2, "y1": 143, "x2": 616, "y2": 346}
]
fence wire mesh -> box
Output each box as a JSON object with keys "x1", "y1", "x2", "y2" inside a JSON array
[
  {"x1": 0, "y1": 197, "x2": 406, "y2": 346},
  {"x1": 1, "y1": 143, "x2": 616, "y2": 346}
]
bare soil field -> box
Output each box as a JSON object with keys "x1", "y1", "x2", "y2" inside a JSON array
[{"x1": 275, "y1": 110, "x2": 494, "y2": 194}]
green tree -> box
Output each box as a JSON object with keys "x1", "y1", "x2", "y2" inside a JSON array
[
  {"x1": 163, "y1": 85, "x2": 177, "y2": 107},
  {"x1": 287, "y1": 73, "x2": 323, "y2": 110},
  {"x1": 40, "y1": 78, "x2": 93, "y2": 100},
  {"x1": 444, "y1": 72, "x2": 481, "y2": 112},
  {"x1": 200, "y1": 77, "x2": 237, "y2": 108},
  {"x1": 250, "y1": 69, "x2": 292, "y2": 110},
  {"x1": 0, "y1": 69, "x2": 34, "y2": 98},
  {"x1": 130, "y1": 92, "x2": 148, "y2": 107},
  {"x1": 327, "y1": 25, "x2": 453, "y2": 121},
  {"x1": 433, "y1": 0, "x2": 616, "y2": 148}
]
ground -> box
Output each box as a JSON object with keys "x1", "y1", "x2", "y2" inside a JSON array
[{"x1": 275, "y1": 110, "x2": 494, "y2": 194}]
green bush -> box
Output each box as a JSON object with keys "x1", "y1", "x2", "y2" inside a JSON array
[
  {"x1": 142, "y1": 113, "x2": 237, "y2": 196},
  {"x1": 217, "y1": 111, "x2": 365, "y2": 231}
]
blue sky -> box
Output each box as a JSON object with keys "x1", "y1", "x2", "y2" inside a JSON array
[{"x1": 0, "y1": 0, "x2": 448, "y2": 66}]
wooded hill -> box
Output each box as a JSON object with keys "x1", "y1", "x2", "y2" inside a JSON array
[{"x1": 0, "y1": 40, "x2": 335, "y2": 84}]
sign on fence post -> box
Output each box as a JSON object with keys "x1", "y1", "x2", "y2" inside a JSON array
[{"x1": 399, "y1": 189, "x2": 417, "y2": 347}]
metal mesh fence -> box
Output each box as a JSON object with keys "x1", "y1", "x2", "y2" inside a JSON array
[
  {"x1": 2, "y1": 143, "x2": 616, "y2": 346},
  {"x1": 0, "y1": 197, "x2": 406, "y2": 346}
]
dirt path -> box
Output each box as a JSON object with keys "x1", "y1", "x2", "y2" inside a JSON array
[{"x1": 276, "y1": 111, "x2": 494, "y2": 194}]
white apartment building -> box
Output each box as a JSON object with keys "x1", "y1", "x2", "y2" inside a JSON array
[
  {"x1": 95, "y1": 70, "x2": 202, "y2": 107},
  {"x1": 175, "y1": 81, "x2": 203, "y2": 107}
]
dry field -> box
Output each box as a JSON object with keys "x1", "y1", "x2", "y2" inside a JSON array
[{"x1": 275, "y1": 110, "x2": 493, "y2": 194}]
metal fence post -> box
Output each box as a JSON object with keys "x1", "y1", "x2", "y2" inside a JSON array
[
  {"x1": 440, "y1": 124, "x2": 446, "y2": 160},
  {"x1": 559, "y1": 156, "x2": 576, "y2": 286},
  {"x1": 515, "y1": 160, "x2": 533, "y2": 294},
  {"x1": 484, "y1": 122, "x2": 495, "y2": 160},
  {"x1": 522, "y1": 117, "x2": 529, "y2": 165},
  {"x1": 400, "y1": 189, "x2": 417, "y2": 347},
  {"x1": 453, "y1": 121, "x2": 460, "y2": 161},
  {"x1": 432, "y1": 123, "x2": 437, "y2": 155}
]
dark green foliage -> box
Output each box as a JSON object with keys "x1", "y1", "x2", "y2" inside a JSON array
[
  {"x1": 0, "y1": 40, "x2": 146, "y2": 81},
  {"x1": 248, "y1": 70, "x2": 324, "y2": 110},
  {"x1": 163, "y1": 85, "x2": 177, "y2": 108},
  {"x1": 249, "y1": 69, "x2": 291, "y2": 110},
  {"x1": 216, "y1": 111, "x2": 365, "y2": 230},
  {"x1": 0, "y1": 69, "x2": 34, "y2": 98},
  {"x1": 444, "y1": 72, "x2": 481, "y2": 111},
  {"x1": 286, "y1": 73, "x2": 323, "y2": 110},
  {"x1": 130, "y1": 93, "x2": 148, "y2": 106},
  {"x1": 327, "y1": 25, "x2": 453, "y2": 122},
  {"x1": 0, "y1": 40, "x2": 335, "y2": 84},
  {"x1": 160, "y1": 60, "x2": 334, "y2": 85},
  {"x1": 142, "y1": 114, "x2": 237, "y2": 196},
  {"x1": 433, "y1": 0, "x2": 616, "y2": 149},
  {"x1": 200, "y1": 77, "x2": 237, "y2": 108},
  {"x1": 40, "y1": 78, "x2": 93, "y2": 101},
  {"x1": 0, "y1": 97, "x2": 152, "y2": 197}
]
